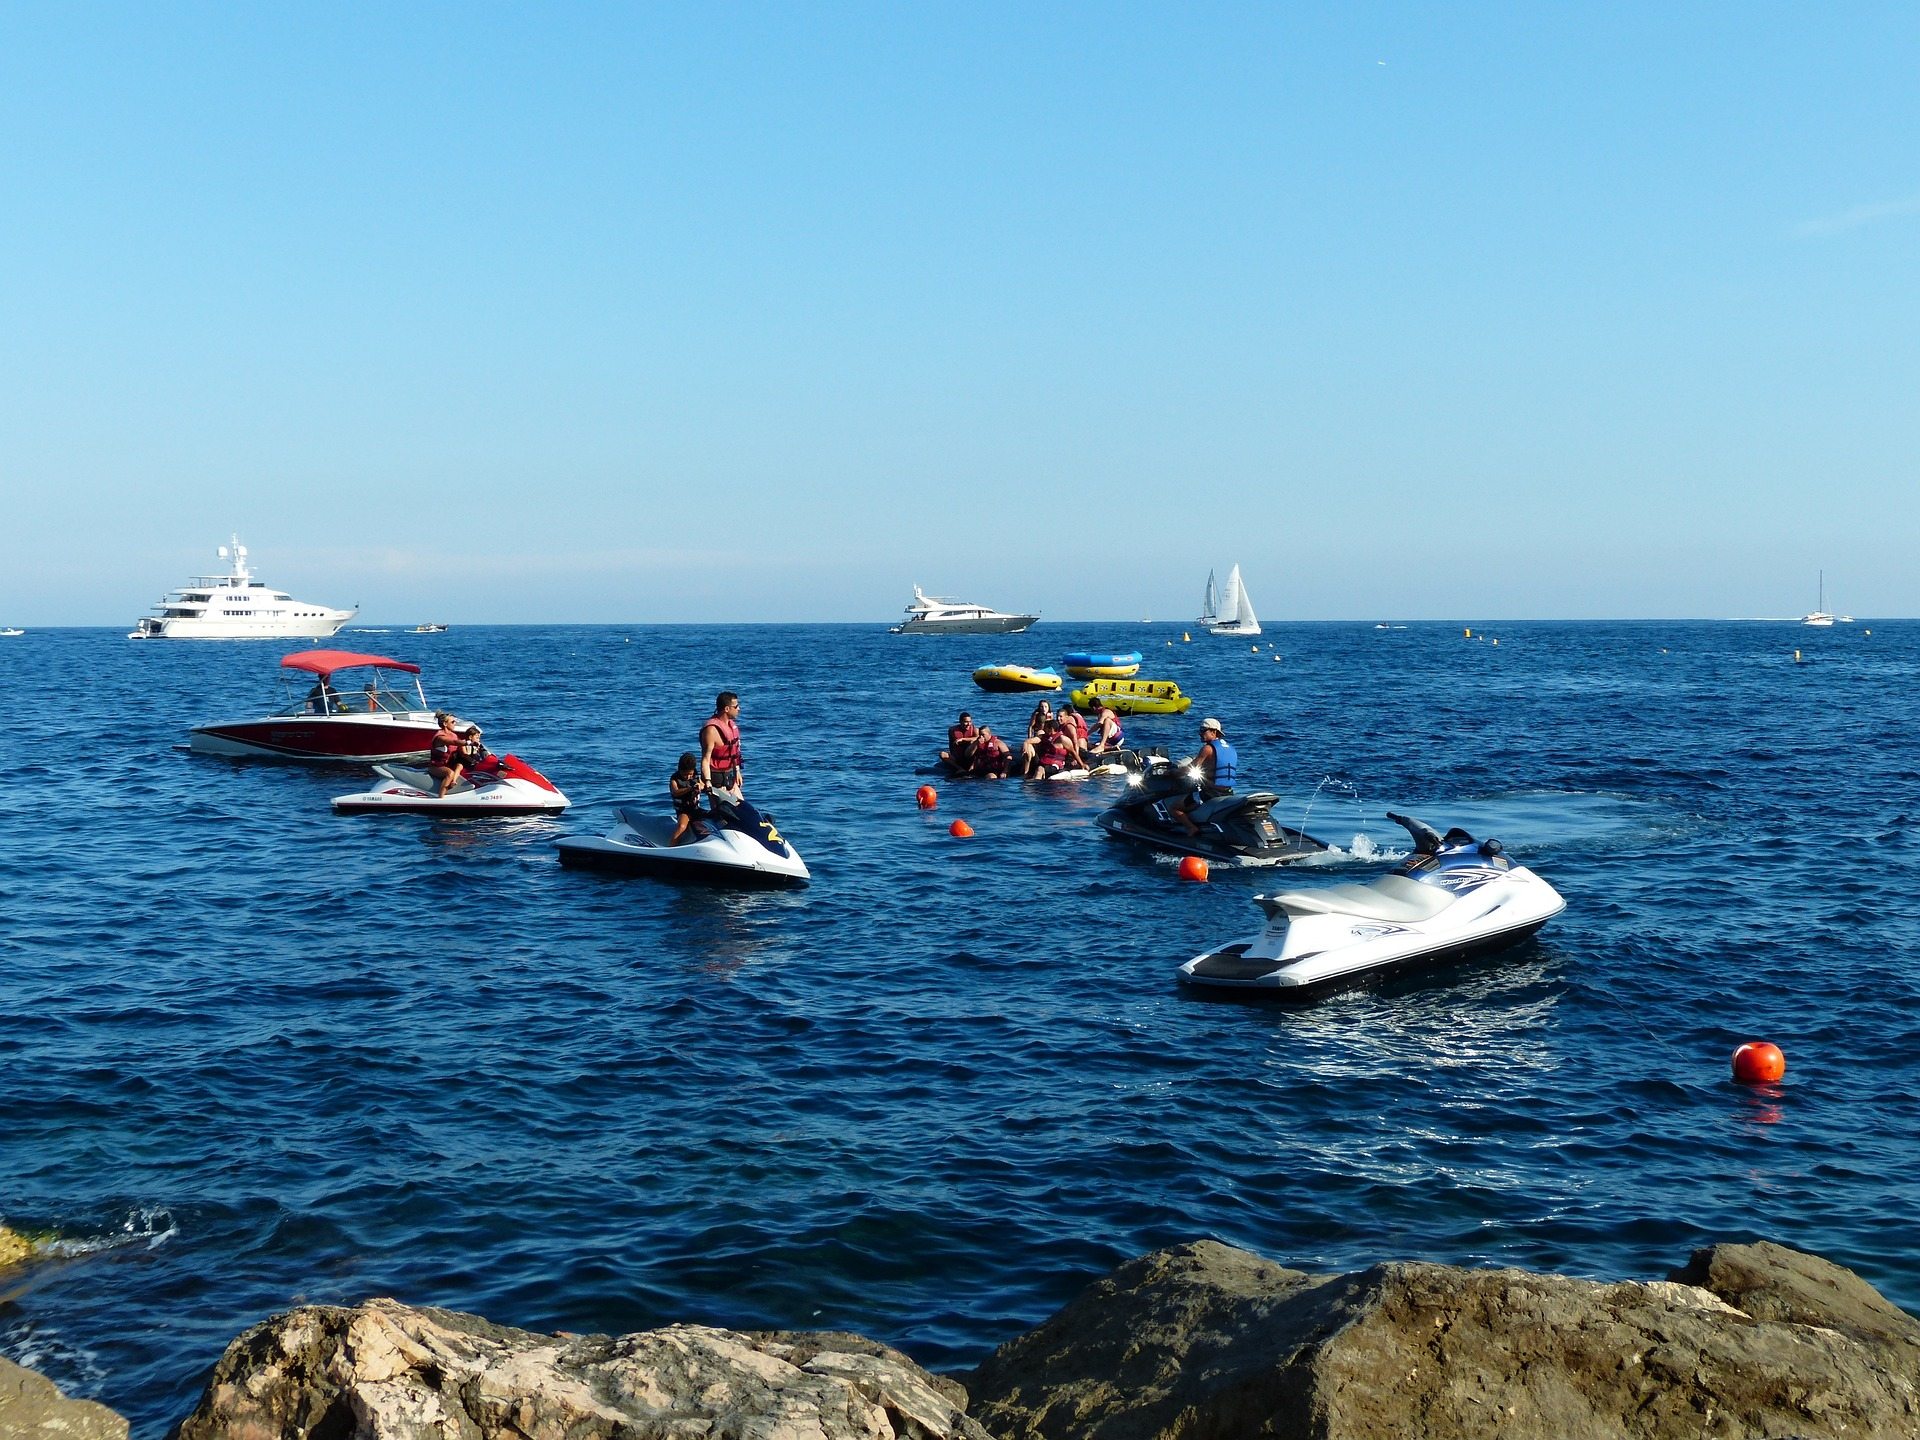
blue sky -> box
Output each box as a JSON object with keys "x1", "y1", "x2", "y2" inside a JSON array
[{"x1": 2, "y1": 4, "x2": 1915, "y2": 623}]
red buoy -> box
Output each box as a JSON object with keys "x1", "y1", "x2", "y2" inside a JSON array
[
  {"x1": 1731, "y1": 1041, "x2": 1786, "y2": 1084},
  {"x1": 916, "y1": 785, "x2": 938, "y2": 809},
  {"x1": 949, "y1": 819, "x2": 974, "y2": 838},
  {"x1": 1178, "y1": 855, "x2": 1210, "y2": 882}
]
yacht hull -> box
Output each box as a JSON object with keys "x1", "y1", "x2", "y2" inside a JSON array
[{"x1": 893, "y1": 615, "x2": 1038, "y2": 634}]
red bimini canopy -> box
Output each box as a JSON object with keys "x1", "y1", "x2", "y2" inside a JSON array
[{"x1": 281, "y1": 650, "x2": 422, "y2": 678}]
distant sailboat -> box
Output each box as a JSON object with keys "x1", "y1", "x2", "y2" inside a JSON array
[
  {"x1": 1199, "y1": 563, "x2": 1261, "y2": 637},
  {"x1": 1804, "y1": 568, "x2": 1835, "y2": 625}
]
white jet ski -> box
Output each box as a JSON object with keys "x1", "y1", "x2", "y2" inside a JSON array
[
  {"x1": 1179, "y1": 812, "x2": 1564, "y2": 1000},
  {"x1": 332, "y1": 756, "x2": 570, "y2": 816},
  {"x1": 555, "y1": 793, "x2": 810, "y2": 888}
]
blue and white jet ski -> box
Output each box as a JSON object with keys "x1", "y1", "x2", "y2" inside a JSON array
[
  {"x1": 1178, "y1": 813, "x2": 1563, "y2": 999},
  {"x1": 556, "y1": 793, "x2": 810, "y2": 888}
]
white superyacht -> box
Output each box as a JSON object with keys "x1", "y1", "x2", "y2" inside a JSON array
[
  {"x1": 129, "y1": 536, "x2": 355, "y2": 640},
  {"x1": 890, "y1": 585, "x2": 1038, "y2": 635}
]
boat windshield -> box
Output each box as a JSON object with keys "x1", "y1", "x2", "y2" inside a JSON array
[{"x1": 274, "y1": 677, "x2": 427, "y2": 717}]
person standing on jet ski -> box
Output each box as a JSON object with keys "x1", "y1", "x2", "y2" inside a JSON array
[
  {"x1": 1172, "y1": 717, "x2": 1236, "y2": 836},
  {"x1": 700, "y1": 691, "x2": 745, "y2": 801}
]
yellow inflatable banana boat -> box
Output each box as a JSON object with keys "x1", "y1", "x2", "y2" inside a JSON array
[
  {"x1": 973, "y1": 664, "x2": 1063, "y2": 693},
  {"x1": 1068, "y1": 678, "x2": 1191, "y2": 715}
]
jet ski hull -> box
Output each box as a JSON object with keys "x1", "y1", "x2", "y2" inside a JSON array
[
  {"x1": 331, "y1": 759, "x2": 570, "y2": 816},
  {"x1": 1096, "y1": 811, "x2": 1328, "y2": 867},
  {"x1": 1180, "y1": 818, "x2": 1565, "y2": 999},
  {"x1": 556, "y1": 806, "x2": 810, "y2": 888}
]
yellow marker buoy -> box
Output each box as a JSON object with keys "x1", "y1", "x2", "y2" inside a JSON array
[
  {"x1": 1793, "y1": 649, "x2": 1802, "y2": 664},
  {"x1": 1182, "y1": 632, "x2": 1190, "y2": 642},
  {"x1": 1272, "y1": 653, "x2": 1281, "y2": 662},
  {"x1": 1491, "y1": 638, "x2": 1499, "y2": 646},
  {"x1": 1464, "y1": 627, "x2": 1472, "y2": 638}
]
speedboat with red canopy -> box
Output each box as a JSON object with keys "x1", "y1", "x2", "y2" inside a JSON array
[{"x1": 188, "y1": 650, "x2": 454, "y2": 762}]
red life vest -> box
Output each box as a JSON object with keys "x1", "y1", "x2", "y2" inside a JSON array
[
  {"x1": 949, "y1": 721, "x2": 978, "y2": 745},
  {"x1": 705, "y1": 715, "x2": 742, "y2": 772},
  {"x1": 429, "y1": 728, "x2": 460, "y2": 765}
]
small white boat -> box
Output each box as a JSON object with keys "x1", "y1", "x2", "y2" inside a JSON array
[
  {"x1": 411, "y1": 623, "x2": 450, "y2": 634},
  {"x1": 0, "y1": 627, "x2": 22, "y2": 637},
  {"x1": 557, "y1": 796, "x2": 809, "y2": 887},
  {"x1": 332, "y1": 757, "x2": 569, "y2": 816},
  {"x1": 891, "y1": 586, "x2": 1037, "y2": 635},
  {"x1": 1198, "y1": 564, "x2": 1261, "y2": 637}
]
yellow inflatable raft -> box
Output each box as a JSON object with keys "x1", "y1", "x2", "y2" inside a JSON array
[
  {"x1": 973, "y1": 664, "x2": 1063, "y2": 693},
  {"x1": 1068, "y1": 678, "x2": 1192, "y2": 715}
]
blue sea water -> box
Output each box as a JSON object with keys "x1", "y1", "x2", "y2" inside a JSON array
[{"x1": 3, "y1": 620, "x2": 1917, "y2": 1435}]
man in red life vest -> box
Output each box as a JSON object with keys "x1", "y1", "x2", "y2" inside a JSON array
[{"x1": 700, "y1": 691, "x2": 745, "y2": 801}]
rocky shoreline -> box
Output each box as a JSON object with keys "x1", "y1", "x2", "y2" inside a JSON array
[{"x1": 3, "y1": 1229, "x2": 1916, "y2": 1438}]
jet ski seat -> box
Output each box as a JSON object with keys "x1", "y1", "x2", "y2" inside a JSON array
[
  {"x1": 1190, "y1": 790, "x2": 1277, "y2": 825},
  {"x1": 1259, "y1": 875, "x2": 1453, "y2": 924}
]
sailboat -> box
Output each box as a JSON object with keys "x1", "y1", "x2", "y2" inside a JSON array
[
  {"x1": 1198, "y1": 564, "x2": 1261, "y2": 637},
  {"x1": 1804, "y1": 568, "x2": 1835, "y2": 625}
]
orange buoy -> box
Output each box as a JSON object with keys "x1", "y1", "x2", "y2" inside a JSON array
[
  {"x1": 1177, "y1": 855, "x2": 1209, "y2": 882},
  {"x1": 1731, "y1": 1041, "x2": 1786, "y2": 1084},
  {"x1": 949, "y1": 819, "x2": 974, "y2": 838},
  {"x1": 916, "y1": 784, "x2": 938, "y2": 809}
]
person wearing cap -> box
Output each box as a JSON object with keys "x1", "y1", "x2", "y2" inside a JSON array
[{"x1": 1172, "y1": 717, "x2": 1238, "y2": 836}]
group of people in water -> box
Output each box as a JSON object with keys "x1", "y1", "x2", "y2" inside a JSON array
[
  {"x1": 939, "y1": 702, "x2": 1238, "y2": 834},
  {"x1": 941, "y1": 697, "x2": 1128, "y2": 780}
]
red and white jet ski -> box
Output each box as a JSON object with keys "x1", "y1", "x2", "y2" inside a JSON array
[{"x1": 331, "y1": 755, "x2": 570, "y2": 816}]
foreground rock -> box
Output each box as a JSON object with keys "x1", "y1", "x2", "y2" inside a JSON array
[
  {"x1": 171, "y1": 1298, "x2": 990, "y2": 1440},
  {"x1": 966, "y1": 1238, "x2": 1920, "y2": 1439},
  {"x1": 0, "y1": 1356, "x2": 129, "y2": 1440}
]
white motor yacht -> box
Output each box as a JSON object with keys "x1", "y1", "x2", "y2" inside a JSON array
[
  {"x1": 129, "y1": 536, "x2": 354, "y2": 639},
  {"x1": 890, "y1": 585, "x2": 1037, "y2": 635}
]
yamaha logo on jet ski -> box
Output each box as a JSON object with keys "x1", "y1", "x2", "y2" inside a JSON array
[{"x1": 1178, "y1": 812, "x2": 1565, "y2": 1000}]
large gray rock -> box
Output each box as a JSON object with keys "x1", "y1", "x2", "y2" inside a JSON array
[
  {"x1": 170, "y1": 1297, "x2": 991, "y2": 1440},
  {"x1": 0, "y1": 1355, "x2": 129, "y2": 1440},
  {"x1": 966, "y1": 1239, "x2": 1920, "y2": 1440}
]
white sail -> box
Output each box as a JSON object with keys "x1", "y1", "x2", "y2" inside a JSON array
[
  {"x1": 1207, "y1": 563, "x2": 1262, "y2": 636},
  {"x1": 1198, "y1": 569, "x2": 1219, "y2": 625}
]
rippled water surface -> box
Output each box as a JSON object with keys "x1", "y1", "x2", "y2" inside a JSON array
[{"x1": 4, "y1": 621, "x2": 1917, "y2": 1434}]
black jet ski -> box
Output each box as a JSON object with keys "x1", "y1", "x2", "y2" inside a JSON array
[
  {"x1": 1095, "y1": 757, "x2": 1329, "y2": 866},
  {"x1": 1179, "y1": 813, "x2": 1565, "y2": 999},
  {"x1": 556, "y1": 792, "x2": 809, "y2": 888}
]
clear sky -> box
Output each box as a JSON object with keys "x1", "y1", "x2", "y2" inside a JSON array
[{"x1": 3, "y1": 4, "x2": 1915, "y2": 624}]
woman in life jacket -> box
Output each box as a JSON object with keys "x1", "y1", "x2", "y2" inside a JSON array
[
  {"x1": 1090, "y1": 703, "x2": 1126, "y2": 754},
  {"x1": 426, "y1": 712, "x2": 465, "y2": 798},
  {"x1": 700, "y1": 691, "x2": 745, "y2": 800},
  {"x1": 1173, "y1": 717, "x2": 1238, "y2": 836}
]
